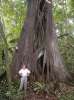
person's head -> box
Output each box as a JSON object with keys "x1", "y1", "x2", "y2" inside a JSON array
[{"x1": 22, "y1": 64, "x2": 27, "y2": 69}]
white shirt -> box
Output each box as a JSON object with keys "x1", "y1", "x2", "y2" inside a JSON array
[{"x1": 19, "y1": 68, "x2": 30, "y2": 77}]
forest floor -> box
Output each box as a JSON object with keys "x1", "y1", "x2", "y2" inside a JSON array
[
  {"x1": 25, "y1": 93, "x2": 57, "y2": 100},
  {"x1": 0, "y1": 78, "x2": 74, "y2": 100},
  {"x1": 24, "y1": 88, "x2": 57, "y2": 100},
  {"x1": 24, "y1": 83, "x2": 74, "y2": 100}
]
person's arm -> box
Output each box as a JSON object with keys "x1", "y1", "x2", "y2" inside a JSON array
[
  {"x1": 28, "y1": 69, "x2": 30, "y2": 74},
  {"x1": 27, "y1": 69, "x2": 31, "y2": 76},
  {"x1": 18, "y1": 69, "x2": 22, "y2": 76}
]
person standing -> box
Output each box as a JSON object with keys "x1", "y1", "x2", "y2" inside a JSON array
[{"x1": 18, "y1": 64, "x2": 31, "y2": 92}]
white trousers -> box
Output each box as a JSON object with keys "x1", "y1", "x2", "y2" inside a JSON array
[{"x1": 19, "y1": 76, "x2": 27, "y2": 91}]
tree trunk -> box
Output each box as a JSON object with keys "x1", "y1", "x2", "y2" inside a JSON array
[{"x1": 11, "y1": 0, "x2": 70, "y2": 82}]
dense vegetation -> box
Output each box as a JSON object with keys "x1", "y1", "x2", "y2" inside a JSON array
[{"x1": 0, "y1": 0, "x2": 74, "y2": 100}]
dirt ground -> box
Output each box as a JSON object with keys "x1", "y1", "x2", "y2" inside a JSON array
[
  {"x1": 25, "y1": 94, "x2": 57, "y2": 100},
  {"x1": 24, "y1": 91, "x2": 58, "y2": 100}
]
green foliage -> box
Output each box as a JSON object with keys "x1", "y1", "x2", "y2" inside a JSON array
[
  {"x1": 0, "y1": 37, "x2": 6, "y2": 77},
  {"x1": 53, "y1": 0, "x2": 74, "y2": 73},
  {"x1": 32, "y1": 82, "x2": 50, "y2": 94},
  {"x1": 0, "y1": 79, "x2": 24, "y2": 100},
  {"x1": 5, "y1": 80, "x2": 24, "y2": 100},
  {"x1": 0, "y1": 0, "x2": 27, "y2": 81},
  {"x1": 0, "y1": 0, "x2": 27, "y2": 56},
  {"x1": 58, "y1": 35, "x2": 74, "y2": 72},
  {"x1": 0, "y1": 78, "x2": 8, "y2": 100},
  {"x1": 0, "y1": 42, "x2": 4, "y2": 66},
  {"x1": 60, "y1": 91, "x2": 74, "y2": 100},
  {"x1": 68, "y1": 0, "x2": 74, "y2": 17},
  {"x1": 0, "y1": 1, "x2": 27, "y2": 99}
]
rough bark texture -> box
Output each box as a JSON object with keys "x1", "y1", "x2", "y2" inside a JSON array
[{"x1": 11, "y1": 0, "x2": 70, "y2": 82}]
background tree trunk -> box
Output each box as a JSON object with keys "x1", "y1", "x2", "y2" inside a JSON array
[{"x1": 11, "y1": 0, "x2": 70, "y2": 82}]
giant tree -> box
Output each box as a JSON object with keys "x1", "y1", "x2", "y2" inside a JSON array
[{"x1": 11, "y1": 0, "x2": 70, "y2": 83}]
